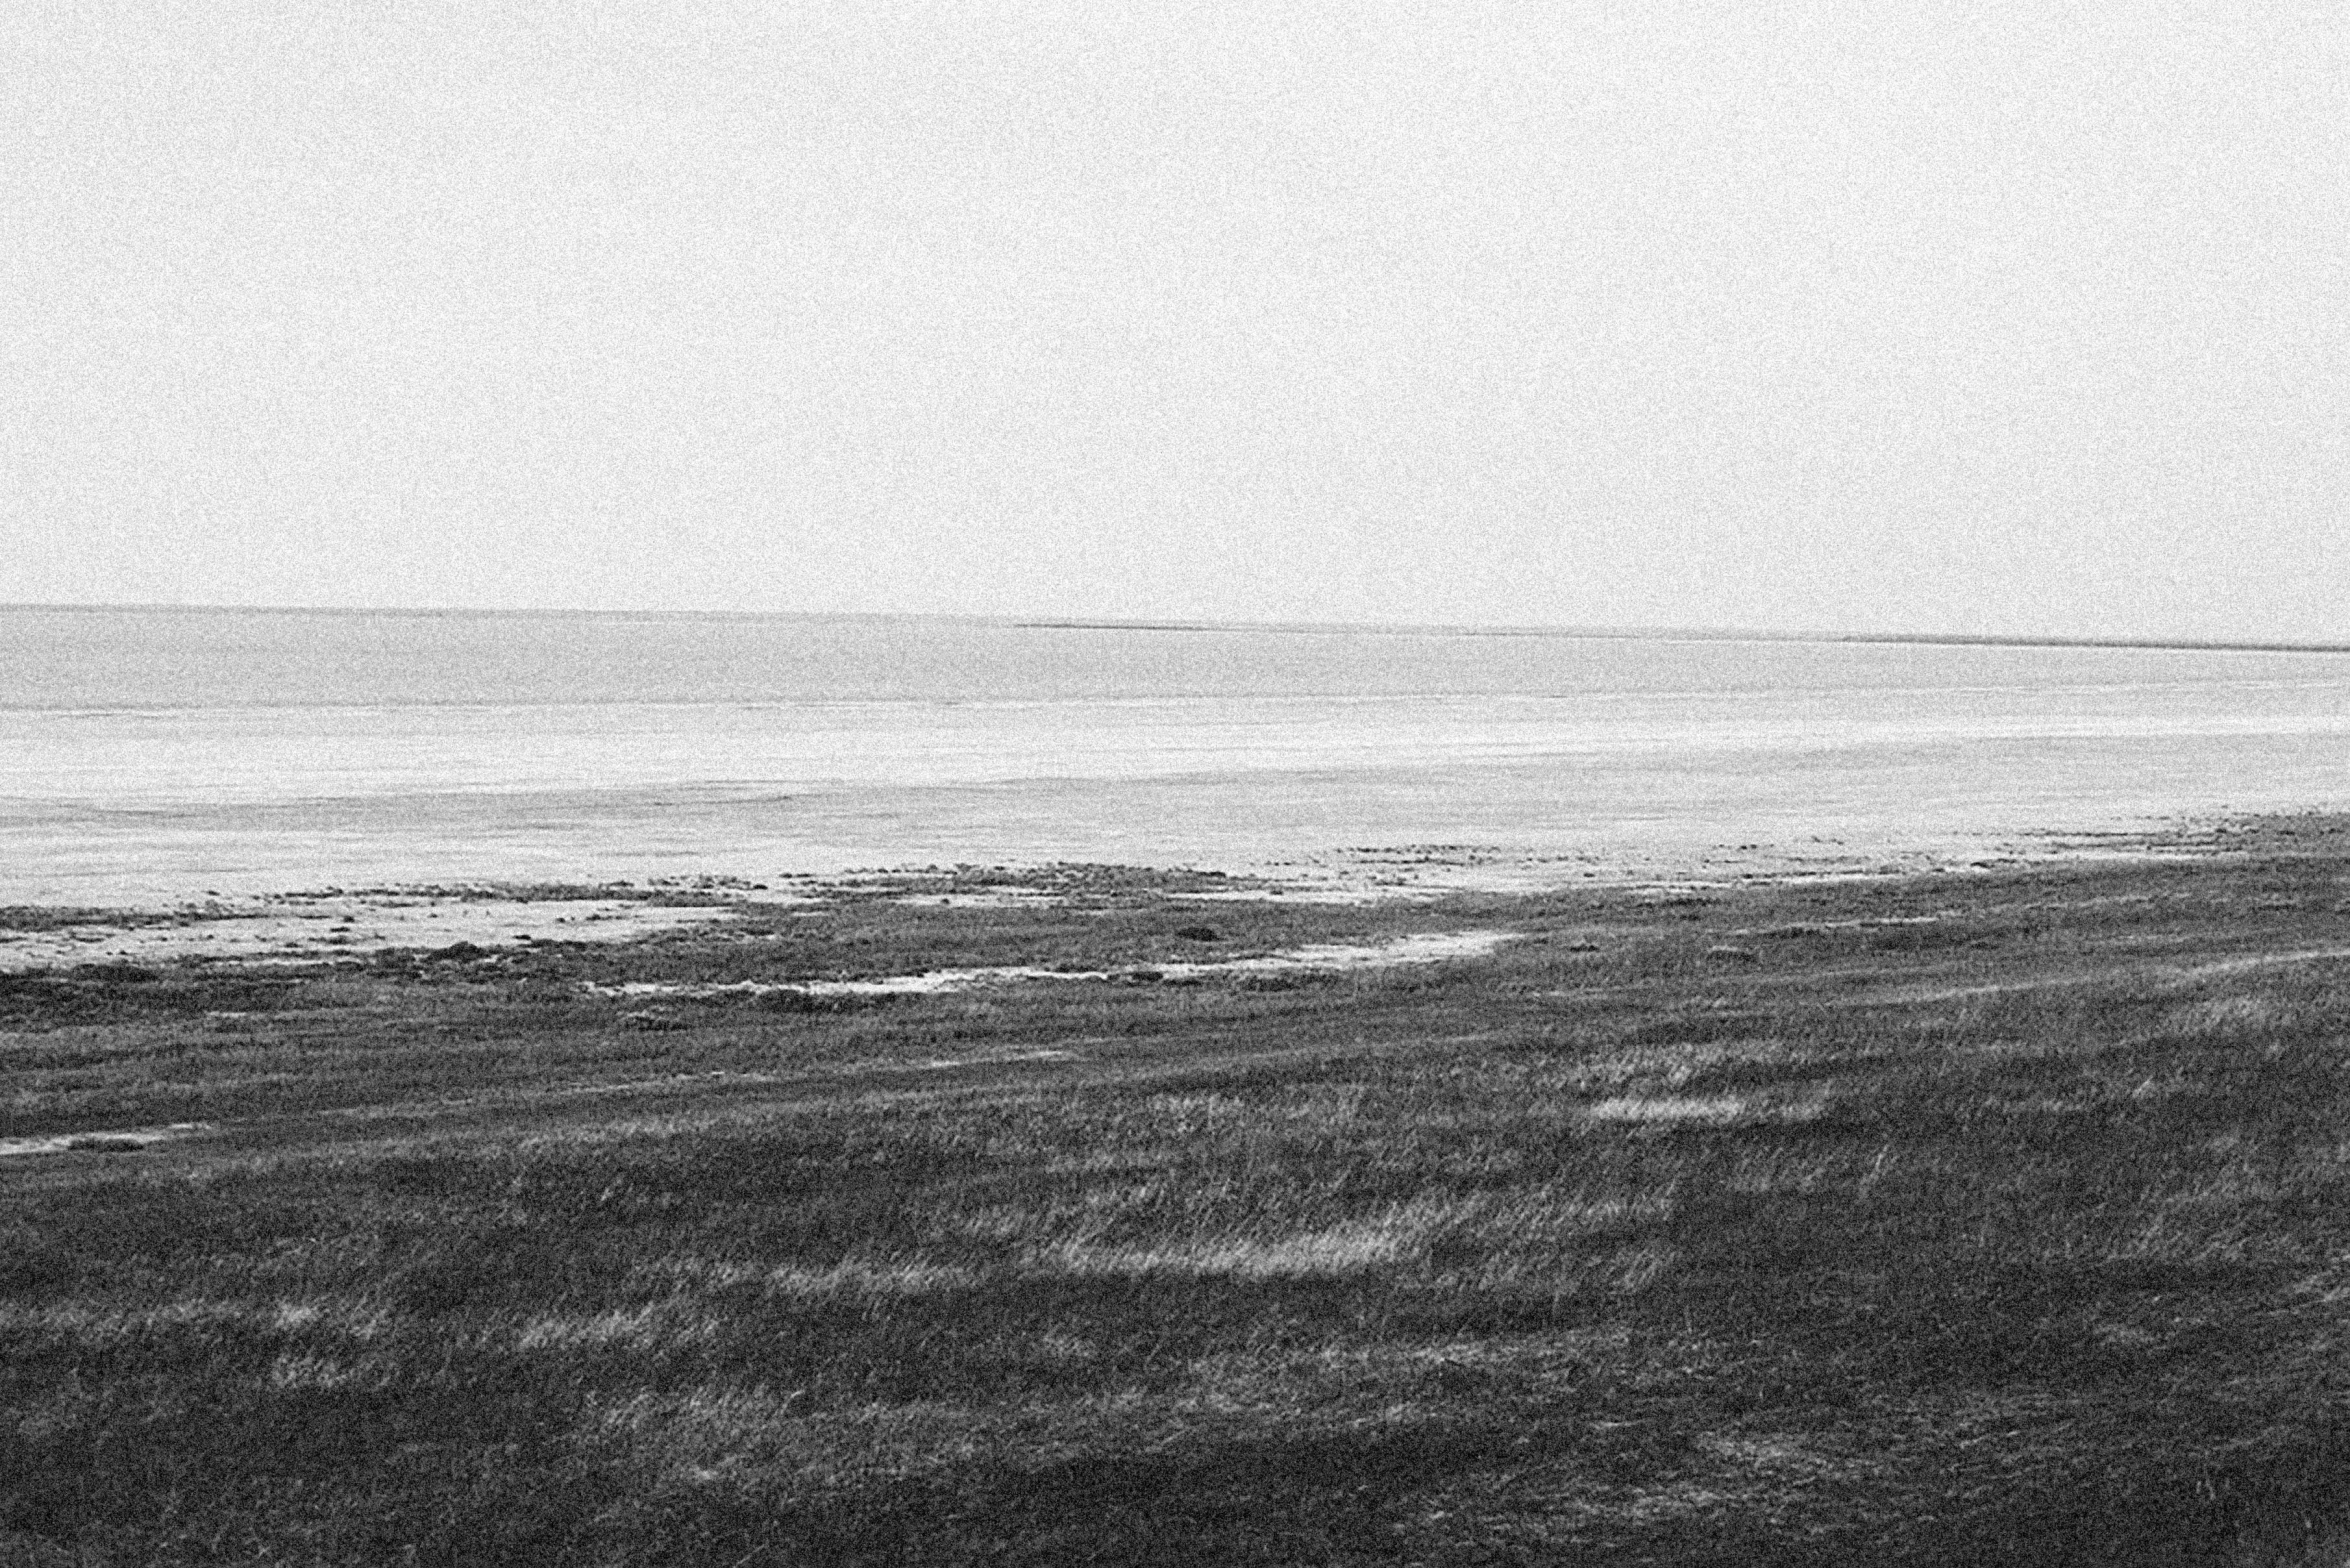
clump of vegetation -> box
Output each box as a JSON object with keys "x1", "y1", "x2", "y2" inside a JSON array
[
  {"x1": 0, "y1": 908, "x2": 190, "y2": 934},
  {"x1": 5, "y1": 827, "x2": 2350, "y2": 1563}
]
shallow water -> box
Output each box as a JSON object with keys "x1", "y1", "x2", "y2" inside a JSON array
[{"x1": 5, "y1": 608, "x2": 2345, "y2": 904}]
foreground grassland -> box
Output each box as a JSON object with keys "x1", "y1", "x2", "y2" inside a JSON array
[{"x1": 6, "y1": 823, "x2": 2350, "y2": 1565}]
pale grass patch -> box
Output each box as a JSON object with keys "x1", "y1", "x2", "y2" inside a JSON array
[
  {"x1": 626, "y1": 1252, "x2": 980, "y2": 1298},
  {"x1": 951, "y1": 1172, "x2": 1194, "y2": 1245},
  {"x1": 515, "y1": 1300, "x2": 723, "y2": 1352},
  {"x1": 2126, "y1": 1071, "x2": 2194, "y2": 1103},
  {"x1": 6, "y1": 1389, "x2": 95, "y2": 1445},
  {"x1": 2167, "y1": 993, "x2": 2298, "y2": 1037},
  {"x1": 0, "y1": 1293, "x2": 388, "y2": 1347},
  {"x1": 268, "y1": 1353, "x2": 343, "y2": 1389},
  {"x1": 2167, "y1": 1163, "x2": 2282, "y2": 1205},
  {"x1": 1047, "y1": 1218, "x2": 1413, "y2": 1280},
  {"x1": 951, "y1": 1203, "x2": 1052, "y2": 1245},
  {"x1": 1445, "y1": 1232, "x2": 1684, "y2": 1294},
  {"x1": 1694, "y1": 1431, "x2": 1835, "y2": 1472},
  {"x1": 1620, "y1": 1481, "x2": 1750, "y2": 1523},
  {"x1": 269, "y1": 1297, "x2": 392, "y2": 1341},
  {"x1": 630, "y1": 1256, "x2": 764, "y2": 1290},
  {"x1": 503, "y1": 1097, "x2": 889, "y2": 1153},
  {"x1": 590, "y1": 1390, "x2": 1044, "y2": 1488},
  {"x1": 1141, "y1": 1093, "x2": 1259, "y2": 1132},
  {"x1": 2089, "y1": 1321, "x2": 2161, "y2": 1352},
  {"x1": 1585, "y1": 1094, "x2": 1749, "y2": 1125},
  {"x1": 1042, "y1": 1193, "x2": 1468, "y2": 1279},
  {"x1": 1582, "y1": 1079, "x2": 1835, "y2": 1128},
  {"x1": 589, "y1": 1387, "x2": 807, "y2": 1482},
  {"x1": 592, "y1": 1379, "x2": 1443, "y2": 1493},
  {"x1": 1539, "y1": 1394, "x2": 2056, "y2": 1530},
  {"x1": 1424, "y1": 1184, "x2": 1677, "y2": 1247},
  {"x1": 1948, "y1": 1036, "x2": 2072, "y2": 1061},
  {"x1": 1043, "y1": 1148, "x2": 1173, "y2": 1175},
  {"x1": 1994, "y1": 1095, "x2": 2098, "y2": 1117},
  {"x1": 1167, "y1": 1331, "x2": 1615, "y2": 1417},
  {"x1": 1034, "y1": 1188, "x2": 1685, "y2": 1286},
  {"x1": 1421, "y1": 1141, "x2": 1529, "y2": 1179},
  {"x1": 2287, "y1": 1268, "x2": 2350, "y2": 1307},
  {"x1": 1564, "y1": 1038, "x2": 1826, "y2": 1096},
  {"x1": 763, "y1": 1258, "x2": 978, "y2": 1300},
  {"x1": 1612, "y1": 1240, "x2": 1682, "y2": 1294},
  {"x1": 267, "y1": 1352, "x2": 392, "y2": 1391},
  {"x1": 1269, "y1": 1084, "x2": 1370, "y2": 1126},
  {"x1": 1724, "y1": 1149, "x2": 1847, "y2": 1195},
  {"x1": 0, "y1": 1298, "x2": 241, "y2": 1347},
  {"x1": 1022, "y1": 1329, "x2": 1099, "y2": 1368},
  {"x1": 2094, "y1": 1211, "x2": 2252, "y2": 1269},
  {"x1": 595, "y1": 1387, "x2": 798, "y2": 1442},
  {"x1": 270, "y1": 1296, "x2": 393, "y2": 1341},
  {"x1": 0, "y1": 1086, "x2": 60, "y2": 1117}
]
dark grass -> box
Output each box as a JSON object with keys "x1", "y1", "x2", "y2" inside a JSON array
[{"x1": 6, "y1": 825, "x2": 2350, "y2": 1562}]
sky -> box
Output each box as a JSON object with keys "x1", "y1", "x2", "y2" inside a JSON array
[{"x1": 3, "y1": 2, "x2": 2344, "y2": 640}]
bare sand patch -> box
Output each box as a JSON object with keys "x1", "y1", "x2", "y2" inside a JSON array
[
  {"x1": 0, "y1": 898, "x2": 746, "y2": 972},
  {"x1": 0, "y1": 1121, "x2": 209, "y2": 1159},
  {"x1": 588, "y1": 928, "x2": 1521, "y2": 1002}
]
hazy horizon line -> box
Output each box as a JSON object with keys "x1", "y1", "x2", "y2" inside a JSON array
[{"x1": 4, "y1": 600, "x2": 2346, "y2": 657}]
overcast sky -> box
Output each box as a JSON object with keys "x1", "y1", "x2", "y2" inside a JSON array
[{"x1": 4, "y1": 3, "x2": 2343, "y2": 639}]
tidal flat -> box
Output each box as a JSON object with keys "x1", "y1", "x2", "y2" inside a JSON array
[{"x1": 5, "y1": 821, "x2": 2350, "y2": 1565}]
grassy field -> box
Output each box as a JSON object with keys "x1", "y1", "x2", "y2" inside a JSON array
[{"x1": 6, "y1": 822, "x2": 2350, "y2": 1564}]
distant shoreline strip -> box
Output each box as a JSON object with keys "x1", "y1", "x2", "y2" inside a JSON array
[
  {"x1": 1014, "y1": 622, "x2": 2350, "y2": 655},
  {"x1": 3, "y1": 602, "x2": 2345, "y2": 657}
]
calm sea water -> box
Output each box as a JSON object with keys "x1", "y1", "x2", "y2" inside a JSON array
[{"x1": 4, "y1": 607, "x2": 2345, "y2": 903}]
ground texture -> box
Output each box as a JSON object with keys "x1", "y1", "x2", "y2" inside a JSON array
[{"x1": 6, "y1": 823, "x2": 2350, "y2": 1564}]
